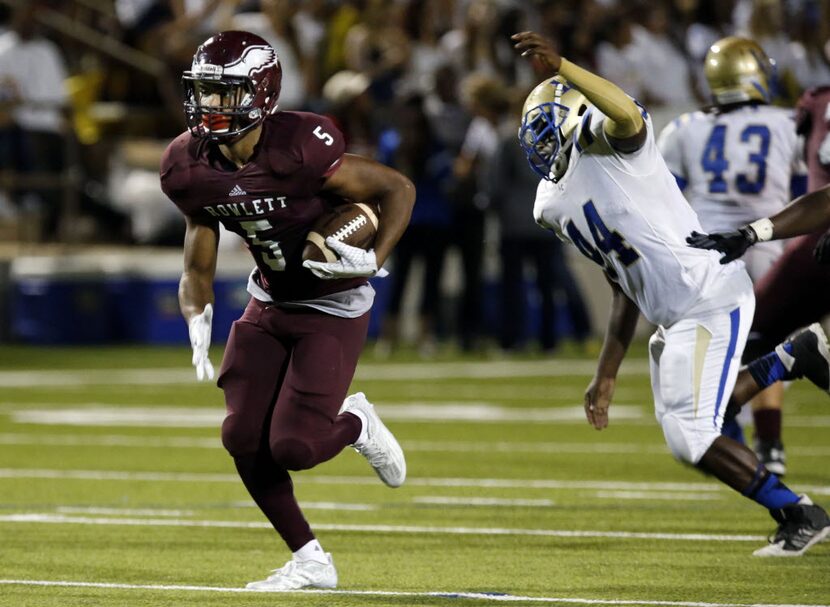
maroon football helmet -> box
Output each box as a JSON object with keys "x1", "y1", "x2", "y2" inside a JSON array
[{"x1": 183, "y1": 31, "x2": 282, "y2": 141}]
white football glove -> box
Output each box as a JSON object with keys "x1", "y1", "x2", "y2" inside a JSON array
[
  {"x1": 188, "y1": 303, "x2": 214, "y2": 382},
  {"x1": 302, "y1": 237, "x2": 389, "y2": 279}
]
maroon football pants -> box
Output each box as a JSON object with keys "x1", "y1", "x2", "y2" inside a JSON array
[
  {"x1": 745, "y1": 233, "x2": 830, "y2": 359},
  {"x1": 218, "y1": 297, "x2": 367, "y2": 550}
]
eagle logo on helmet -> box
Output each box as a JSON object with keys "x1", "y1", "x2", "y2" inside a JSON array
[{"x1": 224, "y1": 45, "x2": 278, "y2": 79}]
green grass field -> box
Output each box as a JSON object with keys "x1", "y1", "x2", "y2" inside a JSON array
[{"x1": 0, "y1": 343, "x2": 828, "y2": 607}]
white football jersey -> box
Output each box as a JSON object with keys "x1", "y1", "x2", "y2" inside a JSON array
[
  {"x1": 533, "y1": 109, "x2": 746, "y2": 327},
  {"x1": 657, "y1": 105, "x2": 804, "y2": 232}
]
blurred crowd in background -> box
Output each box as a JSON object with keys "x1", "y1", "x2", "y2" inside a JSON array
[{"x1": 0, "y1": 0, "x2": 828, "y2": 353}]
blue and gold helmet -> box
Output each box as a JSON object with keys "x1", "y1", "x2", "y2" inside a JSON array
[
  {"x1": 518, "y1": 76, "x2": 590, "y2": 182},
  {"x1": 704, "y1": 36, "x2": 775, "y2": 105}
]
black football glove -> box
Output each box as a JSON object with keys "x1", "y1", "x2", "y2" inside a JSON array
[
  {"x1": 813, "y1": 230, "x2": 830, "y2": 264},
  {"x1": 686, "y1": 226, "x2": 758, "y2": 264}
]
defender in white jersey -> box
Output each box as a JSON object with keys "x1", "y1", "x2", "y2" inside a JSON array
[
  {"x1": 659, "y1": 37, "x2": 807, "y2": 475},
  {"x1": 658, "y1": 37, "x2": 805, "y2": 282},
  {"x1": 513, "y1": 31, "x2": 830, "y2": 556}
]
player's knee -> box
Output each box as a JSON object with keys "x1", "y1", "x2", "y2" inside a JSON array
[
  {"x1": 659, "y1": 413, "x2": 716, "y2": 465},
  {"x1": 270, "y1": 437, "x2": 315, "y2": 471},
  {"x1": 220, "y1": 413, "x2": 259, "y2": 458}
]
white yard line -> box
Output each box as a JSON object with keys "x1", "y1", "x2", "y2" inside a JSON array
[
  {"x1": 5, "y1": 402, "x2": 830, "y2": 428},
  {"x1": 591, "y1": 491, "x2": 721, "y2": 501},
  {"x1": 0, "y1": 468, "x2": 719, "y2": 490},
  {"x1": 0, "y1": 359, "x2": 651, "y2": 388},
  {"x1": 414, "y1": 496, "x2": 557, "y2": 507},
  {"x1": 55, "y1": 507, "x2": 195, "y2": 517},
  {"x1": 1, "y1": 579, "x2": 824, "y2": 607},
  {"x1": 0, "y1": 513, "x2": 766, "y2": 543},
  {"x1": 1, "y1": 468, "x2": 828, "y2": 496},
  {"x1": 53, "y1": 503, "x2": 375, "y2": 515},
  {"x1": 414, "y1": 492, "x2": 722, "y2": 506},
  {"x1": 228, "y1": 500, "x2": 376, "y2": 512},
  {"x1": 3, "y1": 432, "x2": 830, "y2": 457},
  {"x1": 0, "y1": 433, "x2": 221, "y2": 448},
  {"x1": 3, "y1": 404, "x2": 647, "y2": 426},
  {"x1": 406, "y1": 441, "x2": 670, "y2": 455}
]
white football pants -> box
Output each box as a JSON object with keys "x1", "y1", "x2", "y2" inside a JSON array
[{"x1": 650, "y1": 280, "x2": 755, "y2": 465}]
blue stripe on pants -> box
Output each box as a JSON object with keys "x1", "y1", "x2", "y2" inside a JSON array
[{"x1": 713, "y1": 307, "x2": 740, "y2": 428}]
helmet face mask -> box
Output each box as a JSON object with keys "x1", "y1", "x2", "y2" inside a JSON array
[
  {"x1": 519, "y1": 101, "x2": 569, "y2": 180},
  {"x1": 183, "y1": 76, "x2": 258, "y2": 138},
  {"x1": 183, "y1": 31, "x2": 282, "y2": 141},
  {"x1": 518, "y1": 77, "x2": 589, "y2": 182}
]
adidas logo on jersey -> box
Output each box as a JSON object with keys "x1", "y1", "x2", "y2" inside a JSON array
[{"x1": 229, "y1": 184, "x2": 247, "y2": 197}]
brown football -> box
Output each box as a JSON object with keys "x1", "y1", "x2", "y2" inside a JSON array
[{"x1": 302, "y1": 201, "x2": 380, "y2": 263}]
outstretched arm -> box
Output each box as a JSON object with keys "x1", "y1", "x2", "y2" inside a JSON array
[
  {"x1": 512, "y1": 31, "x2": 646, "y2": 151},
  {"x1": 687, "y1": 185, "x2": 830, "y2": 263}
]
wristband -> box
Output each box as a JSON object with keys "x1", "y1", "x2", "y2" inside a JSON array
[{"x1": 747, "y1": 218, "x2": 774, "y2": 242}]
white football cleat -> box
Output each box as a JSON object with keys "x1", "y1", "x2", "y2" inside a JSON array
[
  {"x1": 753, "y1": 495, "x2": 830, "y2": 557},
  {"x1": 245, "y1": 554, "x2": 337, "y2": 591},
  {"x1": 340, "y1": 392, "x2": 407, "y2": 488}
]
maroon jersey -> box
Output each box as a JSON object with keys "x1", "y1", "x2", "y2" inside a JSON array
[
  {"x1": 160, "y1": 111, "x2": 367, "y2": 302},
  {"x1": 796, "y1": 86, "x2": 830, "y2": 192}
]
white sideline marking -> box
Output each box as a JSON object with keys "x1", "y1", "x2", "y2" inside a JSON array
[
  {"x1": 4, "y1": 432, "x2": 830, "y2": 458},
  {"x1": 229, "y1": 501, "x2": 376, "y2": 512},
  {"x1": 56, "y1": 507, "x2": 194, "y2": 517},
  {"x1": 592, "y1": 491, "x2": 721, "y2": 501},
  {"x1": 0, "y1": 359, "x2": 651, "y2": 387},
  {"x1": 0, "y1": 468, "x2": 720, "y2": 490},
  {"x1": 414, "y1": 496, "x2": 557, "y2": 507},
  {"x1": 0, "y1": 433, "x2": 669, "y2": 453},
  {"x1": 5, "y1": 404, "x2": 646, "y2": 426},
  {"x1": 414, "y1": 493, "x2": 720, "y2": 506},
  {"x1": 0, "y1": 433, "x2": 221, "y2": 449},
  {"x1": 1, "y1": 579, "x2": 824, "y2": 607},
  {"x1": 0, "y1": 513, "x2": 766, "y2": 543},
  {"x1": 2, "y1": 468, "x2": 829, "y2": 496},
  {"x1": 406, "y1": 441, "x2": 670, "y2": 455}
]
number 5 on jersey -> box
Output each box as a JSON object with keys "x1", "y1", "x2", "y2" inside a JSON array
[{"x1": 239, "y1": 219, "x2": 286, "y2": 271}]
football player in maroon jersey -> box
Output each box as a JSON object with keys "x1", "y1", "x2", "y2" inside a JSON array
[{"x1": 160, "y1": 31, "x2": 414, "y2": 591}]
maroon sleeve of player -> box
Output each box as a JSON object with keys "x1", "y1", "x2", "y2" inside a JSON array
[
  {"x1": 295, "y1": 113, "x2": 346, "y2": 182},
  {"x1": 159, "y1": 132, "x2": 212, "y2": 220},
  {"x1": 160, "y1": 132, "x2": 192, "y2": 214}
]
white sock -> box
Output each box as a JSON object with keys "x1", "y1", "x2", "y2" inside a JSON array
[
  {"x1": 293, "y1": 539, "x2": 328, "y2": 563},
  {"x1": 348, "y1": 408, "x2": 369, "y2": 445}
]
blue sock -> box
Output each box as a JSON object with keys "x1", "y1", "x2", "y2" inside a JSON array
[
  {"x1": 747, "y1": 343, "x2": 793, "y2": 389},
  {"x1": 743, "y1": 466, "x2": 799, "y2": 510}
]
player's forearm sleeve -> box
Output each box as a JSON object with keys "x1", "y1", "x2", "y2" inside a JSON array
[{"x1": 558, "y1": 58, "x2": 644, "y2": 139}]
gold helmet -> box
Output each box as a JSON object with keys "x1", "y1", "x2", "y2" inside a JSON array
[
  {"x1": 518, "y1": 76, "x2": 591, "y2": 181},
  {"x1": 704, "y1": 36, "x2": 775, "y2": 105}
]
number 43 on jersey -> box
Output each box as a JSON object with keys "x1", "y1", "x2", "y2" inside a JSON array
[{"x1": 565, "y1": 200, "x2": 640, "y2": 276}]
